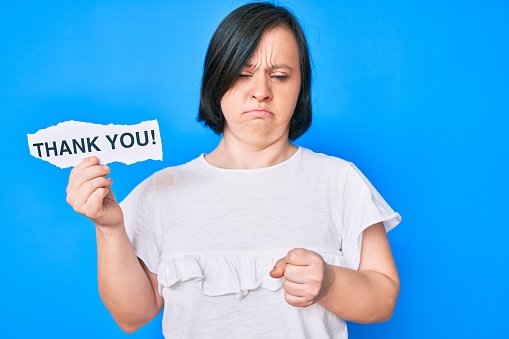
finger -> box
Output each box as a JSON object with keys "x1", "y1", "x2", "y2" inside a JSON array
[
  {"x1": 283, "y1": 264, "x2": 321, "y2": 284},
  {"x1": 283, "y1": 279, "x2": 305, "y2": 297},
  {"x1": 69, "y1": 176, "x2": 112, "y2": 212},
  {"x1": 69, "y1": 156, "x2": 101, "y2": 181},
  {"x1": 286, "y1": 248, "x2": 322, "y2": 266},
  {"x1": 77, "y1": 176, "x2": 112, "y2": 202},
  {"x1": 82, "y1": 186, "x2": 111, "y2": 219},
  {"x1": 283, "y1": 291, "x2": 314, "y2": 308},
  {"x1": 67, "y1": 163, "x2": 110, "y2": 196},
  {"x1": 269, "y1": 257, "x2": 287, "y2": 278},
  {"x1": 283, "y1": 279, "x2": 320, "y2": 300}
]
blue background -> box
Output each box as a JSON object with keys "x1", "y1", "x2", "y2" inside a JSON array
[{"x1": 1, "y1": 0, "x2": 508, "y2": 338}]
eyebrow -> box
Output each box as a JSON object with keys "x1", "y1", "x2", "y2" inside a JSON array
[{"x1": 244, "y1": 63, "x2": 294, "y2": 71}]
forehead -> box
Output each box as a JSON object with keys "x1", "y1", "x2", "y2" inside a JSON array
[{"x1": 247, "y1": 26, "x2": 300, "y2": 67}]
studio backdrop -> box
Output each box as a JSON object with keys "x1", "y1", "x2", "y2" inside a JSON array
[{"x1": 1, "y1": 1, "x2": 507, "y2": 338}]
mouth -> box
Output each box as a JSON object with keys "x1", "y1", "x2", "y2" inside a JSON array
[{"x1": 244, "y1": 109, "x2": 274, "y2": 117}]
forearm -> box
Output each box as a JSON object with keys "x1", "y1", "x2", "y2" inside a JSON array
[
  {"x1": 95, "y1": 224, "x2": 161, "y2": 332},
  {"x1": 318, "y1": 264, "x2": 399, "y2": 324}
]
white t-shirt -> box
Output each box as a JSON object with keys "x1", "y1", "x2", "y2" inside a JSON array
[{"x1": 120, "y1": 147, "x2": 401, "y2": 338}]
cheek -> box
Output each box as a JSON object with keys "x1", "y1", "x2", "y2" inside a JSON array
[
  {"x1": 283, "y1": 76, "x2": 301, "y2": 98},
  {"x1": 283, "y1": 83, "x2": 301, "y2": 113},
  {"x1": 220, "y1": 92, "x2": 232, "y2": 115},
  {"x1": 221, "y1": 88, "x2": 243, "y2": 114}
]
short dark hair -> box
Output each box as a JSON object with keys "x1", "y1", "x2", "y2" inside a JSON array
[{"x1": 197, "y1": 1, "x2": 312, "y2": 141}]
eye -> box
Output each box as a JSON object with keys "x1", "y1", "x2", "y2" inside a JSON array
[
  {"x1": 238, "y1": 73, "x2": 252, "y2": 78},
  {"x1": 271, "y1": 74, "x2": 289, "y2": 82}
]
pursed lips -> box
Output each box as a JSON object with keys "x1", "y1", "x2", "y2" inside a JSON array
[{"x1": 244, "y1": 109, "x2": 274, "y2": 117}]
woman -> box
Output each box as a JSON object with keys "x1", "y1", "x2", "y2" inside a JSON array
[{"x1": 66, "y1": 2, "x2": 401, "y2": 338}]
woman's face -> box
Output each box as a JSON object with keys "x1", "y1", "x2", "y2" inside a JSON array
[{"x1": 220, "y1": 26, "x2": 301, "y2": 147}]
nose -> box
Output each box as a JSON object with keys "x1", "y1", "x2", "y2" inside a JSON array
[{"x1": 251, "y1": 74, "x2": 272, "y2": 101}]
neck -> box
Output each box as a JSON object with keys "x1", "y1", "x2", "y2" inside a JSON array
[{"x1": 205, "y1": 135, "x2": 298, "y2": 169}]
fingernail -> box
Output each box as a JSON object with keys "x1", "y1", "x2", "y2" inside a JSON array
[
  {"x1": 88, "y1": 157, "x2": 95, "y2": 163},
  {"x1": 102, "y1": 166, "x2": 109, "y2": 171}
]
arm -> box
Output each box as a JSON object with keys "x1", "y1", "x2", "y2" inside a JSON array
[
  {"x1": 95, "y1": 223, "x2": 164, "y2": 332},
  {"x1": 66, "y1": 157, "x2": 163, "y2": 332},
  {"x1": 318, "y1": 222, "x2": 399, "y2": 323},
  {"x1": 270, "y1": 222, "x2": 399, "y2": 323}
]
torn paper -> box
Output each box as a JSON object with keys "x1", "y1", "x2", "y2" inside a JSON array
[{"x1": 27, "y1": 120, "x2": 163, "y2": 168}]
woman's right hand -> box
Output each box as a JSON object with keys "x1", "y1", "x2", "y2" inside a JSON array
[{"x1": 66, "y1": 156, "x2": 123, "y2": 229}]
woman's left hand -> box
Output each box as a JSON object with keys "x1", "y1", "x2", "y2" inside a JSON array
[{"x1": 270, "y1": 248, "x2": 335, "y2": 307}]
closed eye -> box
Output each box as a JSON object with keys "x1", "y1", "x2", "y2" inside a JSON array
[{"x1": 272, "y1": 75, "x2": 289, "y2": 82}]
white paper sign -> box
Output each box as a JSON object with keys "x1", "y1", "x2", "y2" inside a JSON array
[{"x1": 27, "y1": 120, "x2": 163, "y2": 168}]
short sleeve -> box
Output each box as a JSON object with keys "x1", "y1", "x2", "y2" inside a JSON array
[
  {"x1": 341, "y1": 164, "x2": 401, "y2": 270},
  {"x1": 119, "y1": 175, "x2": 161, "y2": 274}
]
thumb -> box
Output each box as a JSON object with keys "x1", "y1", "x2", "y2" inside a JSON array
[{"x1": 269, "y1": 257, "x2": 287, "y2": 278}]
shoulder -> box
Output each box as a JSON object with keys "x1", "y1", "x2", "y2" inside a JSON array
[
  {"x1": 298, "y1": 147, "x2": 354, "y2": 173},
  {"x1": 150, "y1": 154, "x2": 207, "y2": 185},
  {"x1": 121, "y1": 154, "x2": 206, "y2": 204}
]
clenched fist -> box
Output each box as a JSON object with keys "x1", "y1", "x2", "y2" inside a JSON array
[{"x1": 270, "y1": 248, "x2": 335, "y2": 307}]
